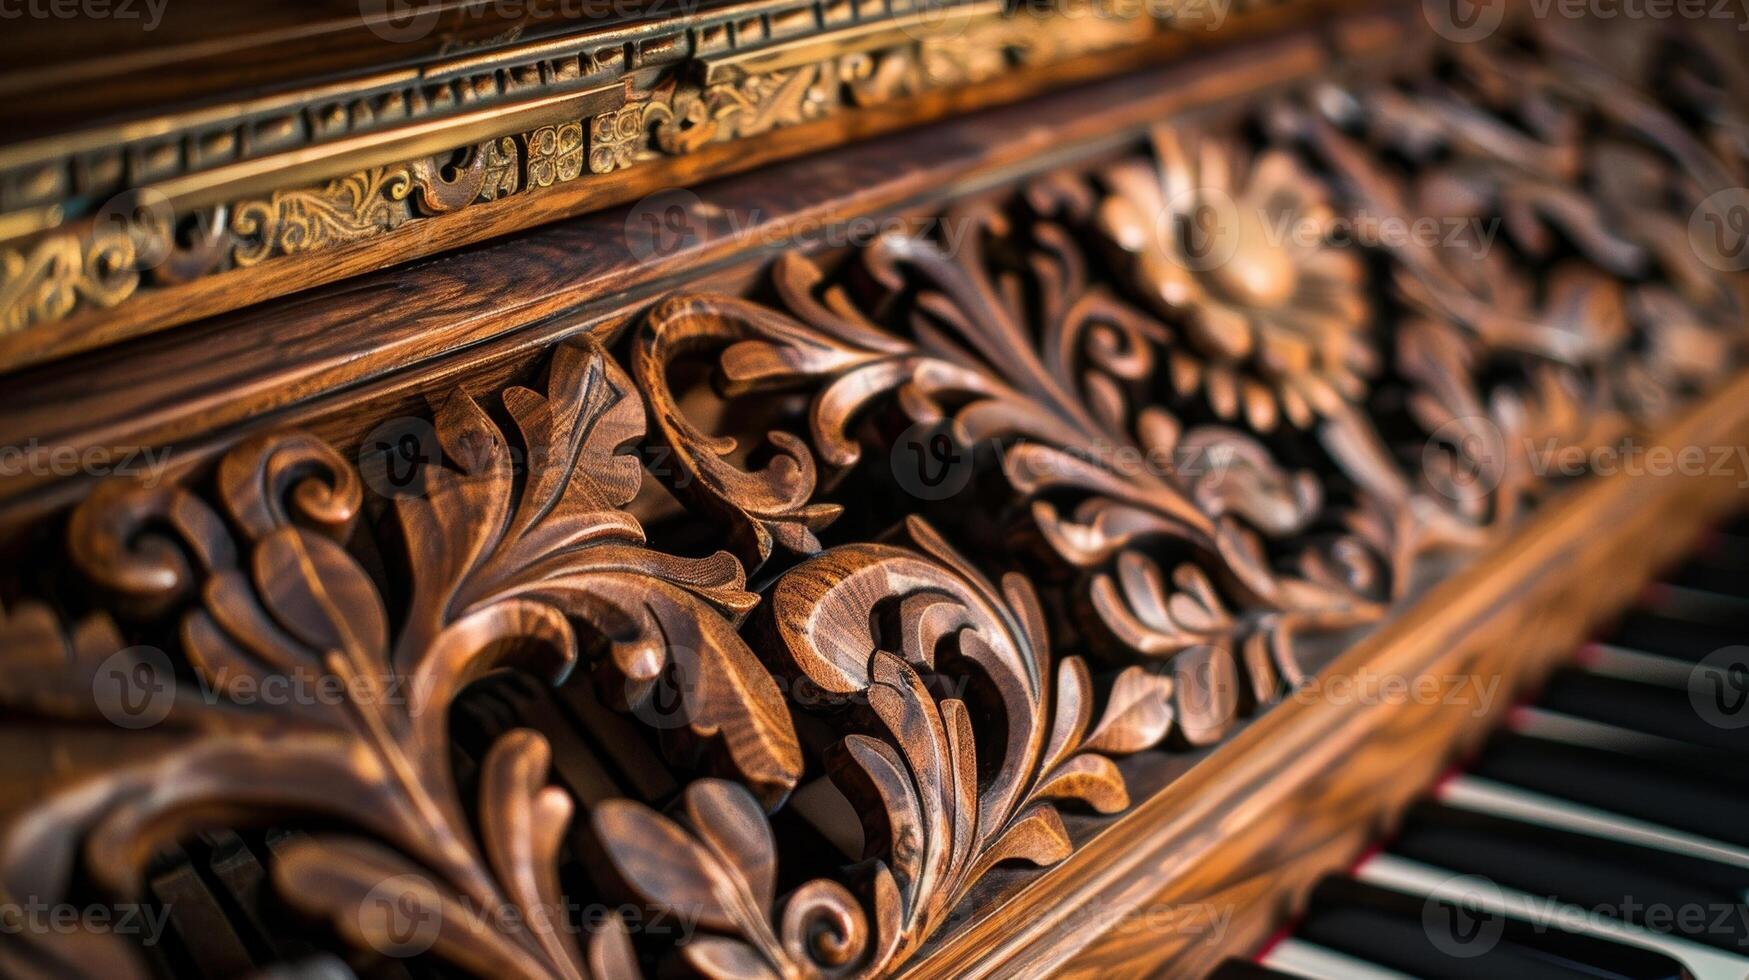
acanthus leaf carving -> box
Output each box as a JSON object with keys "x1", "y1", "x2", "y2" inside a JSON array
[
  {"x1": 595, "y1": 516, "x2": 1173, "y2": 978},
  {"x1": 1, "y1": 337, "x2": 801, "y2": 980}
]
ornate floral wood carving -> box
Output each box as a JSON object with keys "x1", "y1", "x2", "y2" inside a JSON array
[
  {"x1": 593, "y1": 517, "x2": 1174, "y2": 977},
  {"x1": 1, "y1": 17, "x2": 1745, "y2": 980},
  {"x1": 631, "y1": 155, "x2": 1417, "y2": 732},
  {"x1": 0, "y1": 339, "x2": 803, "y2": 977}
]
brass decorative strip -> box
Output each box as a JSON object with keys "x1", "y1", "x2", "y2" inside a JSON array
[{"x1": 0, "y1": 0, "x2": 1283, "y2": 348}]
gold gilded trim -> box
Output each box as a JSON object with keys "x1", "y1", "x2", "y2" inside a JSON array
[{"x1": 0, "y1": 0, "x2": 1276, "y2": 341}]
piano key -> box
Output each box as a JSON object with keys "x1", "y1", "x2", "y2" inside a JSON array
[
  {"x1": 1604, "y1": 611, "x2": 1742, "y2": 664},
  {"x1": 1665, "y1": 553, "x2": 1749, "y2": 599},
  {"x1": 1645, "y1": 582, "x2": 1749, "y2": 625},
  {"x1": 1357, "y1": 854, "x2": 1749, "y2": 980},
  {"x1": 1509, "y1": 705, "x2": 1749, "y2": 791},
  {"x1": 1535, "y1": 669, "x2": 1749, "y2": 755},
  {"x1": 1261, "y1": 937, "x2": 1417, "y2": 980},
  {"x1": 1508, "y1": 705, "x2": 1749, "y2": 782},
  {"x1": 1388, "y1": 801, "x2": 1749, "y2": 952},
  {"x1": 1207, "y1": 959, "x2": 1306, "y2": 980},
  {"x1": 1438, "y1": 774, "x2": 1749, "y2": 872},
  {"x1": 1297, "y1": 874, "x2": 1690, "y2": 979},
  {"x1": 1578, "y1": 644, "x2": 1698, "y2": 690},
  {"x1": 1472, "y1": 733, "x2": 1749, "y2": 847}
]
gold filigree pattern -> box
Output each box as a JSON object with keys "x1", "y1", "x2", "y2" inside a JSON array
[
  {"x1": 526, "y1": 122, "x2": 586, "y2": 188},
  {"x1": 231, "y1": 166, "x2": 417, "y2": 267}
]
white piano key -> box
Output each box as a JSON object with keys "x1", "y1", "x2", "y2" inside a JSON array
[
  {"x1": 1356, "y1": 853, "x2": 1749, "y2": 980},
  {"x1": 1510, "y1": 706, "x2": 1716, "y2": 758},
  {"x1": 1578, "y1": 644, "x2": 1698, "y2": 690},
  {"x1": 1436, "y1": 774, "x2": 1749, "y2": 871},
  {"x1": 1261, "y1": 938, "x2": 1418, "y2": 980}
]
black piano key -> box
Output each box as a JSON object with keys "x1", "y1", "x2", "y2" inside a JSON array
[
  {"x1": 1296, "y1": 876, "x2": 1689, "y2": 979},
  {"x1": 1606, "y1": 611, "x2": 1743, "y2": 664},
  {"x1": 1509, "y1": 706, "x2": 1749, "y2": 789},
  {"x1": 1665, "y1": 562, "x2": 1749, "y2": 605},
  {"x1": 1390, "y1": 803, "x2": 1749, "y2": 954},
  {"x1": 1668, "y1": 565, "x2": 1748, "y2": 597},
  {"x1": 1472, "y1": 733, "x2": 1749, "y2": 848},
  {"x1": 1537, "y1": 669, "x2": 1749, "y2": 756}
]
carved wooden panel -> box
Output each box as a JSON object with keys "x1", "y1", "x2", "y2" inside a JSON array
[{"x1": 0, "y1": 10, "x2": 1744, "y2": 980}]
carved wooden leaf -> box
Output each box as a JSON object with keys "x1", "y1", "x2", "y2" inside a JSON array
[{"x1": 1082, "y1": 665, "x2": 1176, "y2": 756}]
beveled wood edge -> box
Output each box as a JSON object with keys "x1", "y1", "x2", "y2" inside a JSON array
[
  {"x1": 900, "y1": 365, "x2": 1749, "y2": 979},
  {"x1": 0, "y1": 13, "x2": 1405, "y2": 529},
  {"x1": 0, "y1": 0, "x2": 1371, "y2": 370}
]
